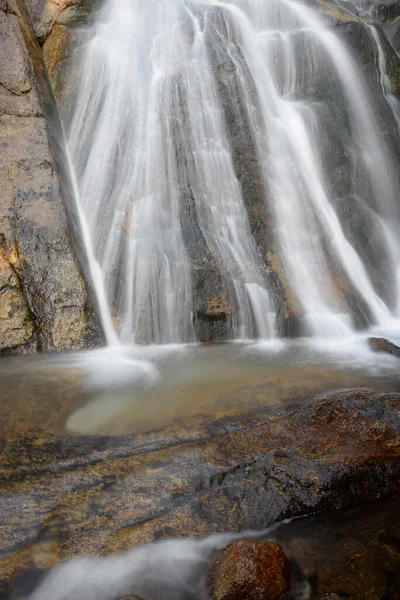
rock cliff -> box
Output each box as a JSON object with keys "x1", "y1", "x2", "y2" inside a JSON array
[{"x1": 0, "y1": 0, "x2": 100, "y2": 353}]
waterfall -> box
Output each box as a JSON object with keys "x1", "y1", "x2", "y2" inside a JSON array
[{"x1": 67, "y1": 0, "x2": 400, "y2": 344}]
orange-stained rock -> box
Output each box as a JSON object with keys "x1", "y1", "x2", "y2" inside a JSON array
[{"x1": 208, "y1": 540, "x2": 290, "y2": 600}]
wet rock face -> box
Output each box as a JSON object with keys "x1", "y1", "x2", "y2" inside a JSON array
[
  {"x1": 208, "y1": 540, "x2": 290, "y2": 600},
  {"x1": 317, "y1": 538, "x2": 388, "y2": 599},
  {"x1": 2, "y1": 0, "x2": 400, "y2": 347},
  {"x1": 335, "y1": 19, "x2": 400, "y2": 95},
  {"x1": 0, "y1": 0, "x2": 99, "y2": 352}
]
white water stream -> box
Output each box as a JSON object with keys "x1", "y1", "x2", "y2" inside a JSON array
[{"x1": 67, "y1": 0, "x2": 400, "y2": 343}]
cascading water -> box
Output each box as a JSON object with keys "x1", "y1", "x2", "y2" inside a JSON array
[{"x1": 67, "y1": 0, "x2": 400, "y2": 344}]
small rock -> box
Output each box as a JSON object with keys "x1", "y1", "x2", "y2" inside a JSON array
[
  {"x1": 208, "y1": 540, "x2": 290, "y2": 600},
  {"x1": 367, "y1": 337, "x2": 400, "y2": 357}
]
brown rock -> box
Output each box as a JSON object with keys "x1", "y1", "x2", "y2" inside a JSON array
[
  {"x1": 208, "y1": 540, "x2": 290, "y2": 600},
  {"x1": 42, "y1": 22, "x2": 77, "y2": 100},
  {"x1": 0, "y1": 251, "x2": 35, "y2": 351},
  {"x1": 24, "y1": 0, "x2": 84, "y2": 42},
  {"x1": 0, "y1": 11, "x2": 32, "y2": 93},
  {"x1": 367, "y1": 336, "x2": 400, "y2": 357}
]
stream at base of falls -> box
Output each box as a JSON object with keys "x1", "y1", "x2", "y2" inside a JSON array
[{"x1": 1, "y1": 330, "x2": 400, "y2": 437}]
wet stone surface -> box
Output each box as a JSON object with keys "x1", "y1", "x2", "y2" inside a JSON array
[{"x1": 0, "y1": 369, "x2": 399, "y2": 598}]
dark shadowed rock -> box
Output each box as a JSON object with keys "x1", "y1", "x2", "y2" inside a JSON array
[
  {"x1": 274, "y1": 493, "x2": 400, "y2": 599},
  {"x1": 393, "y1": 25, "x2": 400, "y2": 51},
  {"x1": 317, "y1": 538, "x2": 387, "y2": 599},
  {"x1": 368, "y1": 336, "x2": 400, "y2": 357},
  {"x1": 208, "y1": 540, "x2": 290, "y2": 600},
  {"x1": 314, "y1": 594, "x2": 344, "y2": 599}
]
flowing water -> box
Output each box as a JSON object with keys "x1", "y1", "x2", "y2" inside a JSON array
[{"x1": 66, "y1": 0, "x2": 400, "y2": 344}]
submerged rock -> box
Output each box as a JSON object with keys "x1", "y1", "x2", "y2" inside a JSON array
[
  {"x1": 368, "y1": 336, "x2": 400, "y2": 357},
  {"x1": 208, "y1": 540, "x2": 290, "y2": 600}
]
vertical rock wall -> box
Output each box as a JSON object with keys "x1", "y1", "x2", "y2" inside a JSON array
[{"x1": 0, "y1": 0, "x2": 100, "y2": 353}]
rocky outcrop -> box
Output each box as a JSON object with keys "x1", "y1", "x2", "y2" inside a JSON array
[
  {"x1": 0, "y1": 0, "x2": 100, "y2": 353},
  {"x1": 1, "y1": 383, "x2": 399, "y2": 597}
]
